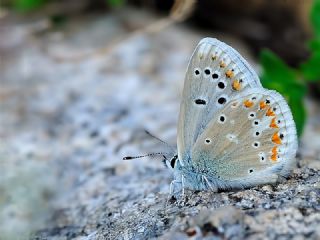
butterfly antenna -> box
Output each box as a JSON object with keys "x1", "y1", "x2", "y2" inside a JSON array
[
  {"x1": 144, "y1": 130, "x2": 175, "y2": 151},
  {"x1": 123, "y1": 152, "x2": 165, "y2": 160}
]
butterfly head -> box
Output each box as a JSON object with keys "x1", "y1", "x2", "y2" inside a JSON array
[{"x1": 164, "y1": 154, "x2": 178, "y2": 170}]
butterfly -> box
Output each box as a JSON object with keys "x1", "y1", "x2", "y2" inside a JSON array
[{"x1": 125, "y1": 38, "x2": 298, "y2": 196}]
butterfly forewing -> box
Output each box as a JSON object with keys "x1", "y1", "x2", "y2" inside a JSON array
[
  {"x1": 177, "y1": 38, "x2": 262, "y2": 165},
  {"x1": 191, "y1": 88, "x2": 297, "y2": 186}
]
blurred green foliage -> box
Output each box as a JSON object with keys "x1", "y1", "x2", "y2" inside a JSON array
[
  {"x1": 106, "y1": 0, "x2": 125, "y2": 7},
  {"x1": 301, "y1": 0, "x2": 320, "y2": 81},
  {"x1": 9, "y1": 0, "x2": 125, "y2": 11},
  {"x1": 260, "y1": 0, "x2": 320, "y2": 138},
  {"x1": 311, "y1": 0, "x2": 320, "y2": 38},
  {"x1": 13, "y1": 0, "x2": 47, "y2": 11},
  {"x1": 260, "y1": 50, "x2": 307, "y2": 138}
]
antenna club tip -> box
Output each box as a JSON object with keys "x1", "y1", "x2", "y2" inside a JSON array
[{"x1": 123, "y1": 152, "x2": 164, "y2": 161}]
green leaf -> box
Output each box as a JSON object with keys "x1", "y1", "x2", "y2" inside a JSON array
[
  {"x1": 281, "y1": 84, "x2": 306, "y2": 138},
  {"x1": 259, "y1": 49, "x2": 307, "y2": 137},
  {"x1": 300, "y1": 51, "x2": 320, "y2": 81},
  {"x1": 260, "y1": 49, "x2": 299, "y2": 87},
  {"x1": 288, "y1": 96, "x2": 306, "y2": 137},
  {"x1": 311, "y1": 0, "x2": 320, "y2": 38},
  {"x1": 300, "y1": 1, "x2": 320, "y2": 82},
  {"x1": 14, "y1": 0, "x2": 47, "y2": 11},
  {"x1": 106, "y1": 0, "x2": 125, "y2": 7},
  {"x1": 308, "y1": 39, "x2": 320, "y2": 52}
]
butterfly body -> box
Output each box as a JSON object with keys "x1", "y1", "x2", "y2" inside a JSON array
[{"x1": 166, "y1": 38, "x2": 297, "y2": 194}]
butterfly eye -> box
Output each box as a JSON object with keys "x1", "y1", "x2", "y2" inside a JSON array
[
  {"x1": 170, "y1": 155, "x2": 177, "y2": 168},
  {"x1": 205, "y1": 138, "x2": 212, "y2": 144}
]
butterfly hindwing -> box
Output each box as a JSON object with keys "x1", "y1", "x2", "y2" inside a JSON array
[
  {"x1": 177, "y1": 38, "x2": 262, "y2": 165},
  {"x1": 191, "y1": 88, "x2": 298, "y2": 187}
]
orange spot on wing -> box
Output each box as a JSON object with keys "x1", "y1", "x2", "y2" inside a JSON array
[
  {"x1": 225, "y1": 70, "x2": 234, "y2": 78},
  {"x1": 272, "y1": 146, "x2": 278, "y2": 154},
  {"x1": 219, "y1": 61, "x2": 226, "y2": 68},
  {"x1": 243, "y1": 99, "x2": 254, "y2": 108},
  {"x1": 272, "y1": 132, "x2": 282, "y2": 144},
  {"x1": 270, "y1": 117, "x2": 279, "y2": 128},
  {"x1": 259, "y1": 101, "x2": 267, "y2": 110},
  {"x1": 266, "y1": 107, "x2": 275, "y2": 117},
  {"x1": 271, "y1": 153, "x2": 277, "y2": 162},
  {"x1": 271, "y1": 146, "x2": 278, "y2": 161},
  {"x1": 232, "y1": 80, "x2": 241, "y2": 91}
]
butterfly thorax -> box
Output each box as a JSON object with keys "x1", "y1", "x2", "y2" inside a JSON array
[{"x1": 173, "y1": 158, "x2": 222, "y2": 191}]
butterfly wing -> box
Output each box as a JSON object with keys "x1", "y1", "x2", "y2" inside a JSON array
[
  {"x1": 177, "y1": 38, "x2": 262, "y2": 165},
  {"x1": 191, "y1": 88, "x2": 298, "y2": 188}
]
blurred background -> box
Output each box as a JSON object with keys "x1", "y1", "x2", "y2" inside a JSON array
[{"x1": 1, "y1": 0, "x2": 320, "y2": 239}]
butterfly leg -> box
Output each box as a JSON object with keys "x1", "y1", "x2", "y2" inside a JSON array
[
  {"x1": 181, "y1": 175, "x2": 186, "y2": 196},
  {"x1": 169, "y1": 177, "x2": 185, "y2": 201},
  {"x1": 176, "y1": 175, "x2": 187, "y2": 206},
  {"x1": 165, "y1": 180, "x2": 183, "y2": 208},
  {"x1": 169, "y1": 180, "x2": 181, "y2": 196},
  {"x1": 202, "y1": 175, "x2": 217, "y2": 192}
]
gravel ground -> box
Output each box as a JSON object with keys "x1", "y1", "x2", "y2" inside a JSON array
[{"x1": 0, "y1": 8, "x2": 319, "y2": 240}]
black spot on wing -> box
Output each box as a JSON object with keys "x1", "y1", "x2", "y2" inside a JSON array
[
  {"x1": 212, "y1": 73, "x2": 219, "y2": 79},
  {"x1": 195, "y1": 99, "x2": 206, "y2": 105},
  {"x1": 217, "y1": 97, "x2": 226, "y2": 105}
]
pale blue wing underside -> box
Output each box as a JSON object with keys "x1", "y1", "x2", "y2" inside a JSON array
[
  {"x1": 177, "y1": 38, "x2": 262, "y2": 166},
  {"x1": 191, "y1": 88, "x2": 297, "y2": 186}
]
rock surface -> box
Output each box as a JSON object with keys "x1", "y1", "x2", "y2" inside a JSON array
[{"x1": 0, "y1": 7, "x2": 319, "y2": 240}]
